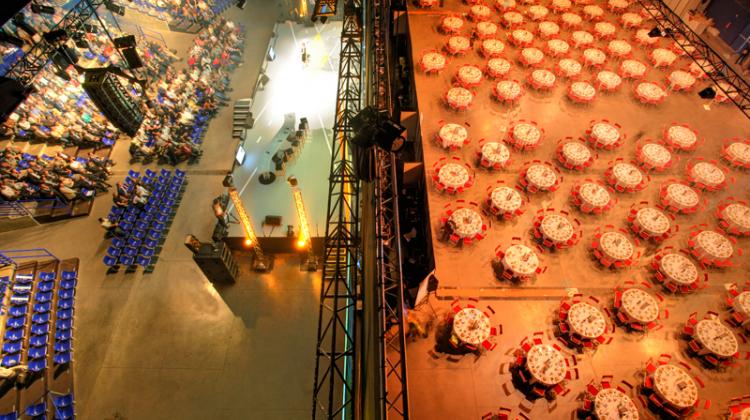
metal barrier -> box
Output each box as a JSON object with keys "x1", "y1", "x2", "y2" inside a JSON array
[
  {"x1": 0, "y1": 248, "x2": 58, "y2": 266},
  {"x1": 0, "y1": 198, "x2": 68, "y2": 219}
]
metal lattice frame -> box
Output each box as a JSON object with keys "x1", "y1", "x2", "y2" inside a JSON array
[
  {"x1": 637, "y1": 0, "x2": 750, "y2": 118},
  {"x1": 369, "y1": 0, "x2": 409, "y2": 418},
  {"x1": 312, "y1": 1, "x2": 363, "y2": 419},
  {"x1": 313, "y1": 0, "x2": 339, "y2": 18}
]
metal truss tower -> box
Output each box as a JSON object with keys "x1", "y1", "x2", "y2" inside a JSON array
[
  {"x1": 312, "y1": 1, "x2": 364, "y2": 419},
  {"x1": 637, "y1": 0, "x2": 750, "y2": 118}
]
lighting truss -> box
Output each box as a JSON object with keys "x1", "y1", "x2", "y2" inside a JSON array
[
  {"x1": 228, "y1": 187, "x2": 265, "y2": 262},
  {"x1": 313, "y1": 0, "x2": 338, "y2": 18},
  {"x1": 637, "y1": 0, "x2": 750, "y2": 118},
  {"x1": 312, "y1": 1, "x2": 363, "y2": 419},
  {"x1": 368, "y1": 0, "x2": 409, "y2": 418}
]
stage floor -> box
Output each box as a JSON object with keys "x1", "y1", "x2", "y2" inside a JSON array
[
  {"x1": 405, "y1": 1, "x2": 750, "y2": 418},
  {"x1": 228, "y1": 21, "x2": 342, "y2": 239}
]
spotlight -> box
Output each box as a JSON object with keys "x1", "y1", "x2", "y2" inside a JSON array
[
  {"x1": 31, "y1": 4, "x2": 56, "y2": 14},
  {"x1": 104, "y1": 1, "x2": 126, "y2": 16},
  {"x1": 43, "y1": 29, "x2": 68, "y2": 44},
  {"x1": 698, "y1": 86, "x2": 716, "y2": 99},
  {"x1": 647, "y1": 27, "x2": 661, "y2": 38},
  {"x1": 113, "y1": 35, "x2": 136, "y2": 49}
]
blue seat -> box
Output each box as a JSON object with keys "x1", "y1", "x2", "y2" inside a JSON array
[
  {"x1": 14, "y1": 274, "x2": 32, "y2": 282},
  {"x1": 140, "y1": 247, "x2": 155, "y2": 258},
  {"x1": 0, "y1": 411, "x2": 18, "y2": 420},
  {"x1": 54, "y1": 405, "x2": 74, "y2": 420},
  {"x1": 57, "y1": 298, "x2": 74, "y2": 311},
  {"x1": 34, "y1": 302, "x2": 51, "y2": 313},
  {"x1": 147, "y1": 230, "x2": 162, "y2": 241},
  {"x1": 52, "y1": 393, "x2": 73, "y2": 409},
  {"x1": 131, "y1": 229, "x2": 146, "y2": 240},
  {"x1": 122, "y1": 212, "x2": 137, "y2": 223},
  {"x1": 58, "y1": 289, "x2": 74, "y2": 300},
  {"x1": 25, "y1": 402, "x2": 45, "y2": 418},
  {"x1": 119, "y1": 221, "x2": 133, "y2": 232},
  {"x1": 32, "y1": 312, "x2": 50, "y2": 324},
  {"x1": 31, "y1": 323, "x2": 49, "y2": 336},
  {"x1": 2, "y1": 341, "x2": 21, "y2": 354},
  {"x1": 143, "y1": 237, "x2": 159, "y2": 249},
  {"x1": 39, "y1": 272, "x2": 55, "y2": 281},
  {"x1": 144, "y1": 169, "x2": 156, "y2": 178},
  {"x1": 111, "y1": 237, "x2": 126, "y2": 248},
  {"x1": 10, "y1": 294, "x2": 28, "y2": 304},
  {"x1": 103, "y1": 255, "x2": 118, "y2": 268},
  {"x1": 8, "y1": 305, "x2": 25, "y2": 317},
  {"x1": 135, "y1": 256, "x2": 151, "y2": 267},
  {"x1": 28, "y1": 358, "x2": 46, "y2": 372},
  {"x1": 28, "y1": 345, "x2": 46, "y2": 359},
  {"x1": 1, "y1": 353, "x2": 20, "y2": 367},
  {"x1": 175, "y1": 169, "x2": 186, "y2": 178},
  {"x1": 54, "y1": 340, "x2": 71, "y2": 353},
  {"x1": 55, "y1": 329, "x2": 71, "y2": 341},
  {"x1": 110, "y1": 207, "x2": 124, "y2": 216},
  {"x1": 29, "y1": 334, "x2": 47, "y2": 348},
  {"x1": 155, "y1": 213, "x2": 170, "y2": 224},
  {"x1": 12, "y1": 283, "x2": 31, "y2": 294},
  {"x1": 35, "y1": 291, "x2": 53, "y2": 303},
  {"x1": 37, "y1": 281, "x2": 54, "y2": 292},
  {"x1": 61, "y1": 270, "x2": 76, "y2": 280},
  {"x1": 135, "y1": 220, "x2": 149, "y2": 231},
  {"x1": 56, "y1": 308, "x2": 73, "y2": 320},
  {"x1": 106, "y1": 246, "x2": 121, "y2": 257},
  {"x1": 128, "y1": 237, "x2": 142, "y2": 248},
  {"x1": 54, "y1": 352, "x2": 71, "y2": 365},
  {"x1": 118, "y1": 255, "x2": 134, "y2": 266},
  {"x1": 60, "y1": 279, "x2": 76, "y2": 290},
  {"x1": 151, "y1": 221, "x2": 166, "y2": 232},
  {"x1": 127, "y1": 169, "x2": 140, "y2": 179},
  {"x1": 4, "y1": 328, "x2": 22, "y2": 341},
  {"x1": 6, "y1": 316, "x2": 24, "y2": 329},
  {"x1": 56, "y1": 318, "x2": 73, "y2": 330}
]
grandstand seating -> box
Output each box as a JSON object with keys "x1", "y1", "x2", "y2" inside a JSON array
[{"x1": 103, "y1": 169, "x2": 187, "y2": 273}]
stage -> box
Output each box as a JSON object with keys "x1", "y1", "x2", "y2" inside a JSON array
[{"x1": 227, "y1": 20, "x2": 342, "y2": 241}]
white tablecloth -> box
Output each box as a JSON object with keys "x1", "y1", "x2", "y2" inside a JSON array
[
  {"x1": 600, "y1": 231, "x2": 634, "y2": 261},
  {"x1": 453, "y1": 307, "x2": 491, "y2": 346},
  {"x1": 558, "y1": 58, "x2": 582, "y2": 77},
  {"x1": 591, "y1": 122, "x2": 620, "y2": 146},
  {"x1": 584, "y1": 48, "x2": 607, "y2": 66},
  {"x1": 572, "y1": 31, "x2": 595, "y2": 48},
  {"x1": 690, "y1": 162, "x2": 725, "y2": 188},
  {"x1": 540, "y1": 214, "x2": 574, "y2": 243},
  {"x1": 570, "y1": 82, "x2": 596, "y2": 101},
  {"x1": 538, "y1": 21, "x2": 560, "y2": 38},
  {"x1": 502, "y1": 244, "x2": 539, "y2": 276},
  {"x1": 442, "y1": 16, "x2": 464, "y2": 32},
  {"x1": 666, "y1": 125, "x2": 697, "y2": 150},
  {"x1": 470, "y1": 4, "x2": 492, "y2": 20},
  {"x1": 476, "y1": 21, "x2": 498, "y2": 38},
  {"x1": 735, "y1": 292, "x2": 750, "y2": 318},
  {"x1": 526, "y1": 164, "x2": 557, "y2": 189},
  {"x1": 458, "y1": 65, "x2": 483, "y2": 85},
  {"x1": 481, "y1": 142, "x2": 510, "y2": 166},
  {"x1": 561, "y1": 12, "x2": 582, "y2": 27},
  {"x1": 495, "y1": 80, "x2": 522, "y2": 101},
  {"x1": 621, "y1": 60, "x2": 646, "y2": 78},
  {"x1": 594, "y1": 388, "x2": 640, "y2": 420},
  {"x1": 694, "y1": 230, "x2": 733, "y2": 260},
  {"x1": 694, "y1": 319, "x2": 738, "y2": 358},
  {"x1": 449, "y1": 208, "x2": 484, "y2": 239},
  {"x1": 583, "y1": 5, "x2": 604, "y2": 19},
  {"x1": 512, "y1": 29, "x2": 534, "y2": 45},
  {"x1": 438, "y1": 163, "x2": 470, "y2": 189},
  {"x1": 611, "y1": 163, "x2": 643, "y2": 189},
  {"x1": 503, "y1": 11, "x2": 524, "y2": 26},
  {"x1": 547, "y1": 39, "x2": 570, "y2": 56},
  {"x1": 521, "y1": 48, "x2": 544, "y2": 65},
  {"x1": 635, "y1": 207, "x2": 670, "y2": 236},
  {"x1": 579, "y1": 183, "x2": 611, "y2": 208},
  {"x1": 669, "y1": 70, "x2": 696, "y2": 89},
  {"x1": 562, "y1": 141, "x2": 591, "y2": 165},
  {"x1": 621, "y1": 12, "x2": 642, "y2": 27},
  {"x1": 652, "y1": 48, "x2": 677, "y2": 66},
  {"x1": 447, "y1": 36, "x2": 471, "y2": 54},
  {"x1": 512, "y1": 123, "x2": 541, "y2": 146},
  {"x1": 446, "y1": 87, "x2": 473, "y2": 108},
  {"x1": 526, "y1": 344, "x2": 567, "y2": 386},
  {"x1": 527, "y1": 5, "x2": 549, "y2": 20},
  {"x1": 491, "y1": 186, "x2": 522, "y2": 213},
  {"x1": 531, "y1": 69, "x2": 556, "y2": 88},
  {"x1": 722, "y1": 203, "x2": 750, "y2": 232},
  {"x1": 595, "y1": 22, "x2": 617, "y2": 38},
  {"x1": 659, "y1": 253, "x2": 698, "y2": 286},
  {"x1": 421, "y1": 52, "x2": 446, "y2": 72},
  {"x1": 621, "y1": 288, "x2": 659, "y2": 324},
  {"x1": 635, "y1": 82, "x2": 666, "y2": 102},
  {"x1": 653, "y1": 364, "x2": 698, "y2": 409},
  {"x1": 639, "y1": 143, "x2": 671, "y2": 168},
  {"x1": 726, "y1": 142, "x2": 750, "y2": 165},
  {"x1": 482, "y1": 39, "x2": 505, "y2": 56},
  {"x1": 665, "y1": 183, "x2": 699, "y2": 209},
  {"x1": 568, "y1": 302, "x2": 606, "y2": 339},
  {"x1": 438, "y1": 123, "x2": 468, "y2": 148},
  {"x1": 596, "y1": 70, "x2": 622, "y2": 90}
]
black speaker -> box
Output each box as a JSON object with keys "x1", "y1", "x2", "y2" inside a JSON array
[
  {"x1": 0, "y1": 77, "x2": 31, "y2": 123},
  {"x1": 121, "y1": 47, "x2": 143, "y2": 69},
  {"x1": 82, "y1": 69, "x2": 144, "y2": 136},
  {"x1": 264, "y1": 215, "x2": 282, "y2": 227},
  {"x1": 113, "y1": 35, "x2": 136, "y2": 49},
  {"x1": 698, "y1": 87, "x2": 716, "y2": 99}
]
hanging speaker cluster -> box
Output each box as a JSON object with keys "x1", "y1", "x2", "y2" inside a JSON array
[
  {"x1": 113, "y1": 35, "x2": 143, "y2": 69},
  {"x1": 82, "y1": 68, "x2": 144, "y2": 136}
]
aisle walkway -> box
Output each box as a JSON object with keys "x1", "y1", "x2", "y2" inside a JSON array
[{"x1": 0, "y1": 1, "x2": 320, "y2": 418}]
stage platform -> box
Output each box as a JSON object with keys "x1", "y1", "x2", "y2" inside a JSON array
[
  {"x1": 405, "y1": 1, "x2": 750, "y2": 418},
  {"x1": 227, "y1": 21, "x2": 342, "y2": 240}
]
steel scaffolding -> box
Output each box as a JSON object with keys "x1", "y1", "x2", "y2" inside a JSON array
[{"x1": 312, "y1": 1, "x2": 363, "y2": 419}]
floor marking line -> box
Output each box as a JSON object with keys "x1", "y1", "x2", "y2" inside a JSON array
[
  {"x1": 318, "y1": 114, "x2": 332, "y2": 154},
  {"x1": 255, "y1": 135, "x2": 263, "y2": 143}
]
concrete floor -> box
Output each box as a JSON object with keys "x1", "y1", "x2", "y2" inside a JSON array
[
  {"x1": 0, "y1": 1, "x2": 321, "y2": 419},
  {"x1": 406, "y1": 0, "x2": 750, "y2": 419}
]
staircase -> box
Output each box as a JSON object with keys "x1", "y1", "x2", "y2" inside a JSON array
[{"x1": 232, "y1": 98, "x2": 252, "y2": 140}]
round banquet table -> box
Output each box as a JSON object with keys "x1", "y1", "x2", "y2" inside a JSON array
[
  {"x1": 558, "y1": 59, "x2": 582, "y2": 78},
  {"x1": 635, "y1": 207, "x2": 670, "y2": 236},
  {"x1": 438, "y1": 123, "x2": 468, "y2": 149},
  {"x1": 452, "y1": 307, "x2": 491, "y2": 346},
  {"x1": 721, "y1": 203, "x2": 750, "y2": 234},
  {"x1": 495, "y1": 0, "x2": 516, "y2": 10},
  {"x1": 538, "y1": 21, "x2": 560, "y2": 38},
  {"x1": 596, "y1": 71, "x2": 622, "y2": 91},
  {"x1": 448, "y1": 208, "x2": 484, "y2": 239},
  {"x1": 664, "y1": 183, "x2": 699, "y2": 212},
  {"x1": 446, "y1": 87, "x2": 473, "y2": 110},
  {"x1": 583, "y1": 5, "x2": 604, "y2": 19},
  {"x1": 589, "y1": 122, "x2": 620, "y2": 148},
  {"x1": 571, "y1": 31, "x2": 595, "y2": 48},
  {"x1": 530, "y1": 69, "x2": 556, "y2": 89},
  {"x1": 693, "y1": 230, "x2": 733, "y2": 261},
  {"x1": 594, "y1": 388, "x2": 640, "y2": 420},
  {"x1": 551, "y1": 0, "x2": 571, "y2": 12},
  {"x1": 521, "y1": 48, "x2": 545, "y2": 66},
  {"x1": 487, "y1": 58, "x2": 512, "y2": 78},
  {"x1": 527, "y1": 5, "x2": 548, "y2": 20},
  {"x1": 490, "y1": 186, "x2": 522, "y2": 214},
  {"x1": 734, "y1": 292, "x2": 750, "y2": 320},
  {"x1": 476, "y1": 21, "x2": 498, "y2": 38},
  {"x1": 470, "y1": 4, "x2": 492, "y2": 21},
  {"x1": 659, "y1": 253, "x2": 698, "y2": 287},
  {"x1": 665, "y1": 125, "x2": 697, "y2": 151},
  {"x1": 635, "y1": 29, "x2": 659, "y2": 46},
  {"x1": 525, "y1": 344, "x2": 567, "y2": 386},
  {"x1": 457, "y1": 65, "x2": 483, "y2": 87},
  {"x1": 438, "y1": 163, "x2": 470, "y2": 190},
  {"x1": 511, "y1": 122, "x2": 541, "y2": 148},
  {"x1": 621, "y1": 60, "x2": 647, "y2": 78},
  {"x1": 441, "y1": 16, "x2": 465, "y2": 33},
  {"x1": 502, "y1": 244, "x2": 539, "y2": 276},
  {"x1": 653, "y1": 364, "x2": 699, "y2": 410},
  {"x1": 447, "y1": 36, "x2": 471, "y2": 55},
  {"x1": 583, "y1": 48, "x2": 607, "y2": 67},
  {"x1": 547, "y1": 39, "x2": 570, "y2": 57},
  {"x1": 503, "y1": 11, "x2": 524, "y2": 27},
  {"x1": 694, "y1": 319, "x2": 738, "y2": 358},
  {"x1": 494, "y1": 80, "x2": 523, "y2": 102},
  {"x1": 638, "y1": 143, "x2": 672, "y2": 170},
  {"x1": 725, "y1": 142, "x2": 750, "y2": 166},
  {"x1": 621, "y1": 12, "x2": 642, "y2": 28},
  {"x1": 540, "y1": 214, "x2": 574, "y2": 244},
  {"x1": 417, "y1": 0, "x2": 438, "y2": 6},
  {"x1": 579, "y1": 183, "x2": 611, "y2": 210},
  {"x1": 481, "y1": 142, "x2": 511, "y2": 168},
  {"x1": 561, "y1": 12, "x2": 582, "y2": 28},
  {"x1": 569, "y1": 82, "x2": 596, "y2": 102},
  {"x1": 526, "y1": 164, "x2": 557, "y2": 190},
  {"x1": 668, "y1": 70, "x2": 696, "y2": 90},
  {"x1": 561, "y1": 141, "x2": 592, "y2": 167},
  {"x1": 595, "y1": 22, "x2": 617, "y2": 39},
  {"x1": 652, "y1": 48, "x2": 677, "y2": 67},
  {"x1": 607, "y1": 0, "x2": 630, "y2": 11},
  {"x1": 481, "y1": 39, "x2": 506, "y2": 57},
  {"x1": 608, "y1": 39, "x2": 632, "y2": 57},
  {"x1": 689, "y1": 162, "x2": 725, "y2": 189},
  {"x1": 511, "y1": 29, "x2": 534, "y2": 47},
  {"x1": 567, "y1": 302, "x2": 606, "y2": 339},
  {"x1": 599, "y1": 231, "x2": 634, "y2": 262},
  {"x1": 611, "y1": 163, "x2": 644, "y2": 190},
  {"x1": 421, "y1": 52, "x2": 446, "y2": 73},
  {"x1": 635, "y1": 82, "x2": 666, "y2": 103},
  {"x1": 621, "y1": 288, "x2": 659, "y2": 324}
]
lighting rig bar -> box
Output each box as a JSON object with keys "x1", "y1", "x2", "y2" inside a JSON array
[
  {"x1": 313, "y1": 0, "x2": 338, "y2": 19},
  {"x1": 368, "y1": 0, "x2": 409, "y2": 418},
  {"x1": 637, "y1": 0, "x2": 750, "y2": 118},
  {"x1": 5, "y1": 0, "x2": 108, "y2": 88},
  {"x1": 312, "y1": 1, "x2": 364, "y2": 419}
]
